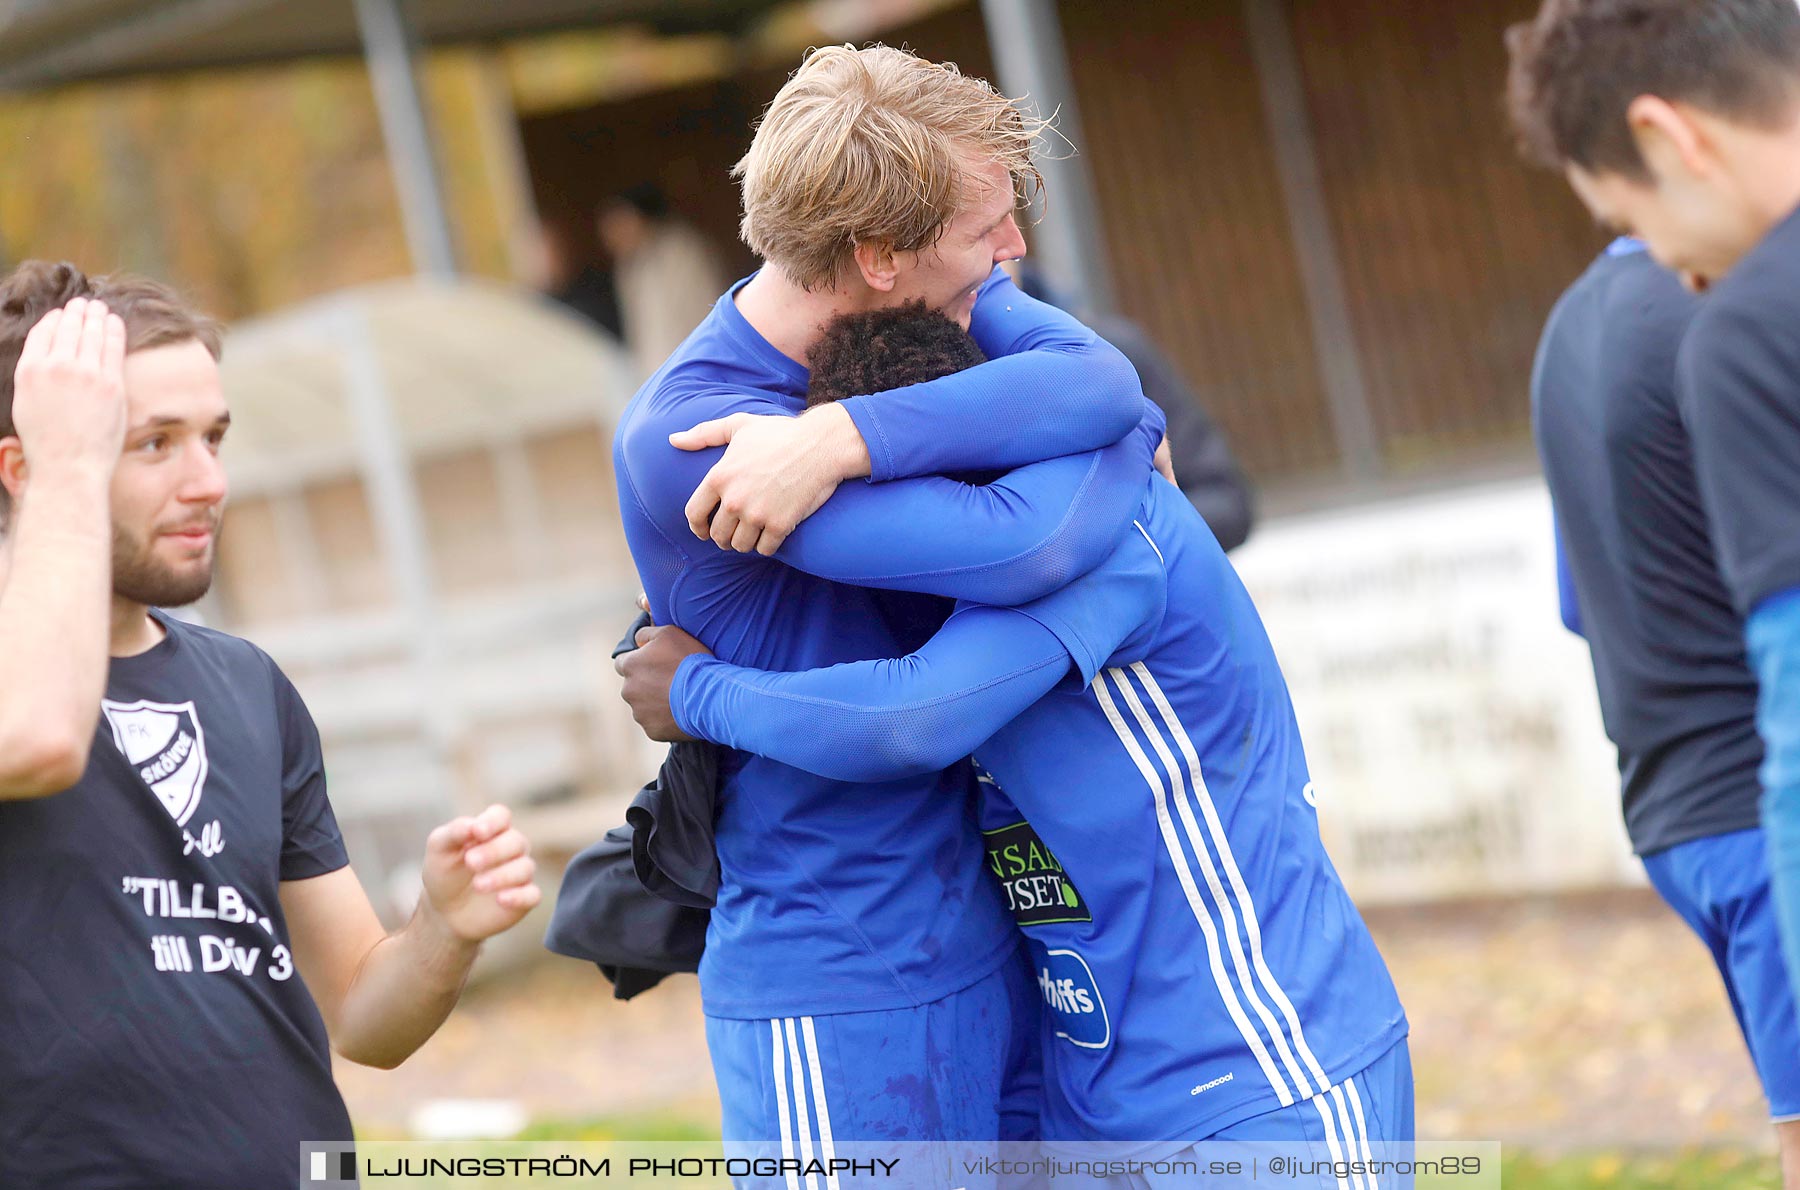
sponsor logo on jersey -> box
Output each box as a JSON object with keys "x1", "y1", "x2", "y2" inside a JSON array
[
  {"x1": 982, "y1": 819, "x2": 1091, "y2": 927},
  {"x1": 1037, "y1": 948, "x2": 1111, "y2": 1049}
]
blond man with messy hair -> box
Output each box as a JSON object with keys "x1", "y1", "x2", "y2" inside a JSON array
[
  {"x1": 607, "y1": 43, "x2": 1160, "y2": 1149},
  {"x1": 734, "y1": 44, "x2": 1045, "y2": 297}
]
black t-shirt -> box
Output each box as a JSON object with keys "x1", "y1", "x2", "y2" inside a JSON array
[
  {"x1": 1533, "y1": 242, "x2": 1762, "y2": 855},
  {"x1": 0, "y1": 611, "x2": 354, "y2": 1188},
  {"x1": 1680, "y1": 202, "x2": 1800, "y2": 620}
]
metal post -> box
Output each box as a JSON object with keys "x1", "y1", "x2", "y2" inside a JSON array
[
  {"x1": 977, "y1": 0, "x2": 1115, "y2": 316},
  {"x1": 1242, "y1": 0, "x2": 1384, "y2": 481},
  {"x1": 353, "y1": 0, "x2": 459, "y2": 278},
  {"x1": 470, "y1": 49, "x2": 544, "y2": 285},
  {"x1": 332, "y1": 302, "x2": 458, "y2": 753}
]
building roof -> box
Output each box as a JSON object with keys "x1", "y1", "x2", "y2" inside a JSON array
[
  {"x1": 0, "y1": 0, "x2": 785, "y2": 90},
  {"x1": 219, "y1": 276, "x2": 636, "y2": 497}
]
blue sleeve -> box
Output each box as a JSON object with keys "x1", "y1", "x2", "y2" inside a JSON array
[
  {"x1": 838, "y1": 269, "x2": 1145, "y2": 481},
  {"x1": 671, "y1": 607, "x2": 1074, "y2": 782},
  {"x1": 621, "y1": 386, "x2": 1159, "y2": 612},
  {"x1": 668, "y1": 532, "x2": 1165, "y2": 781},
  {"x1": 1746, "y1": 587, "x2": 1800, "y2": 1004},
  {"x1": 776, "y1": 408, "x2": 1160, "y2": 605},
  {"x1": 1554, "y1": 517, "x2": 1583, "y2": 637}
]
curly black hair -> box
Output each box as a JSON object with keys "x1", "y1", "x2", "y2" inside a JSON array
[{"x1": 806, "y1": 300, "x2": 987, "y2": 408}]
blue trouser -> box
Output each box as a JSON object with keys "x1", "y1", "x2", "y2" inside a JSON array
[
  {"x1": 1643, "y1": 827, "x2": 1800, "y2": 1120},
  {"x1": 705, "y1": 945, "x2": 1041, "y2": 1148}
]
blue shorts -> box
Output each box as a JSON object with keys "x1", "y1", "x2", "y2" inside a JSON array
[
  {"x1": 705, "y1": 944, "x2": 1042, "y2": 1148},
  {"x1": 1642, "y1": 827, "x2": 1800, "y2": 1120},
  {"x1": 1108, "y1": 1038, "x2": 1414, "y2": 1190}
]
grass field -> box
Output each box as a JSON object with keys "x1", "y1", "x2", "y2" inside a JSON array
[
  {"x1": 1496, "y1": 1149, "x2": 1777, "y2": 1189},
  {"x1": 502, "y1": 1116, "x2": 1781, "y2": 1188},
  {"x1": 337, "y1": 895, "x2": 1781, "y2": 1188}
]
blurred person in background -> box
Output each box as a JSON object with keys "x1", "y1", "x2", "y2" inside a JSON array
[
  {"x1": 1531, "y1": 236, "x2": 1800, "y2": 1183},
  {"x1": 1508, "y1": 0, "x2": 1800, "y2": 1130},
  {"x1": 0, "y1": 262, "x2": 542, "y2": 1189},
  {"x1": 598, "y1": 182, "x2": 728, "y2": 378},
  {"x1": 529, "y1": 217, "x2": 623, "y2": 339},
  {"x1": 1007, "y1": 263, "x2": 1255, "y2": 551}
]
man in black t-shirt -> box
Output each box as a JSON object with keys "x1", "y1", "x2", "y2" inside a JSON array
[
  {"x1": 1509, "y1": 4, "x2": 1800, "y2": 1181},
  {"x1": 0, "y1": 261, "x2": 543, "y2": 1188},
  {"x1": 1533, "y1": 237, "x2": 1800, "y2": 1155}
]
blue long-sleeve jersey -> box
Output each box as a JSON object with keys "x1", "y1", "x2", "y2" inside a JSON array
[
  {"x1": 672, "y1": 477, "x2": 1407, "y2": 1144},
  {"x1": 1749, "y1": 590, "x2": 1800, "y2": 1006},
  {"x1": 613, "y1": 267, "x2": 1155, "y2": 1018}
]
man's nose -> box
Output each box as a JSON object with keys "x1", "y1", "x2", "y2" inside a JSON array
[
  {"x1": 995, "y1": 214, "x2": 1028, "y2": 263},
  {"x1": 179, "y1": 444, "x2": 228, "y2": 505}
]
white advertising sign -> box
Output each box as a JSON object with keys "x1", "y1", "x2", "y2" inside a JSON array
[{"x1": 1232, "y1": 478, "x2": 1641, "y2": 904}]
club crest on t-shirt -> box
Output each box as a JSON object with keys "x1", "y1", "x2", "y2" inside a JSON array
[{"x1": 101, "y1": 698, "x2": 211, "y2": 828}]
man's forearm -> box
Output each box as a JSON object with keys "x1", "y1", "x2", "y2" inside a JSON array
[
  {"x1": 773, "y1": 405, "x2": 1161, "y2": 606},
  {"x1": 840, "y1": 340, "x2": 1140, "y2": 482},
  {"x1": 0, "y1": 467, "x2": 113, "y2": 797},
  {"x1": 330, "y1": 903, "x2": 480, "y2": 1069},
  {"x1": 800, "y1": 402, "x2": 872, "y2": 481},
  {"x1": 671, "y1": 607, "x2": 1074, "y2": 782}
]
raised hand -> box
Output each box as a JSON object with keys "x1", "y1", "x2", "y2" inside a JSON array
[{"x1": 11, "y1": 297, "x2": 128, "y2": 479}]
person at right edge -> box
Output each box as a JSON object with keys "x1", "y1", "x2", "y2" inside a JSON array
[
  {"x1": 1509, "y1": 2, "x2": 1800, "y2": 1183},
  {"x1": 1532, "y1": 235, "x2": 1800, "y2": 1176}
]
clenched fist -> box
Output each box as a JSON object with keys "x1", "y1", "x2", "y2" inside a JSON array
[
  {"x1": 418, "y1": 804, "x2": 541, "y2": 943},
  {"x1": 614, "y1": 623, "x2": 711, "y2": 742}
]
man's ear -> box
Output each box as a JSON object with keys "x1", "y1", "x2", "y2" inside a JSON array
[
  {"x1": 0, "y1": 437, "x2": 25, "y2": 508},
  {"x1": 852, "y1": 241, "x2": 900, "y2": 292},
  {"x1": 1627, "y1": 94, "x2": 1715, "y2": 182}
]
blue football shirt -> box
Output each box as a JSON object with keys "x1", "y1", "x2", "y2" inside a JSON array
[
  {"x1": 673, "y1": 479, "x2": 1408, "y2": 1143},
  {"x1": 613, "y1": 267, "x2": 1157, "y2": 1018}
]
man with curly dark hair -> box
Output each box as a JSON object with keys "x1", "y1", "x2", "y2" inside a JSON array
[
  {"x1": 803, "y1": 299, "x2": 990, "y2": 407},
  {"x1": 805, "y1": 301, "x2": 1177, "y2": 490}
]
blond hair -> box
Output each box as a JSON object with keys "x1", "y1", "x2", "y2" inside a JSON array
[{"x1": 734, "y1": 44, "x2": 1046, "y2": 291}]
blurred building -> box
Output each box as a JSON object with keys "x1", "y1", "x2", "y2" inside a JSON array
[
  {"x1": 0, "y1": 0, "x2": 1600, "y2": 487},
  {"x1": 0, "y1": 0, "x2": 1626, "y2": 909},
  {"x1": 197, "y1": 278, "x2": 663, "y2": 925}
]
